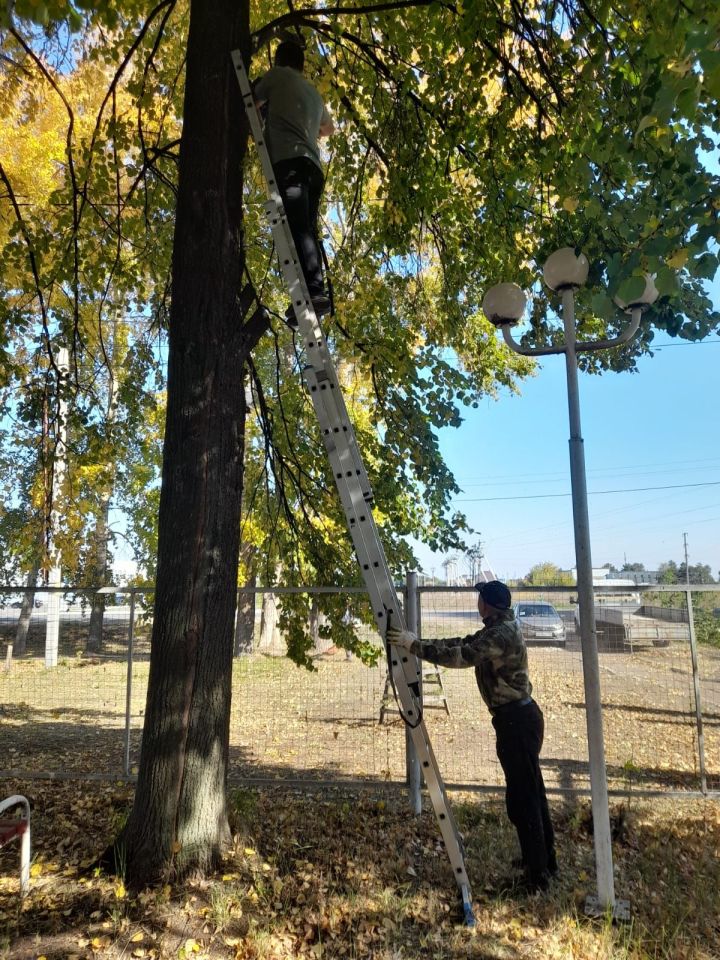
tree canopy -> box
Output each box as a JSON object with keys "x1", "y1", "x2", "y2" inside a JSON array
[
  {"x1": 523, "y1": 561, "x2": 575, "y2": 586},
  {"x1": 2, "y1": 0, "x2": 719, "y2": 591},
  {"x1": 2, "y1": 0, "x2": 719, "y2": 883}
]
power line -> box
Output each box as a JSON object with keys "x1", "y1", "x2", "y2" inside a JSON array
[
  {"x1": 652, "y1": 339, "x2": 720, "y2": 348},
  {"x1": 453, "y1": 456, "x2": 720, "y2": 485},
  {"x1": 456, "y1": 480, "x2": 720, "y2": 502}
]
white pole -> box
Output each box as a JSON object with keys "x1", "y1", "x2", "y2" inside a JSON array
[
  {"x1": 561, "y1": 290, "x2": 615, "y2": 910},
  {"x1": 45, "y1": 347, "x2": 69, "y2": 668}
]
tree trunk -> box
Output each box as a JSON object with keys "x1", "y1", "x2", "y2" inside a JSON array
[
  {"x1": 233, "y1": 584, "x2": 256, "y2": 655},
  {"x1": 14, "y1": 563, "x2": 39, "y2": 657},
  {"x1": 234, "y1": 543, "x2": 257, "y2": 655},
  {"x1": 257, "y1": 590, "x2": 283, "y2": 654},
  {"x1": 310, "y1": 603, "x2": 333, "y2": 655},
  {"x1": 118, "y1": 0, "x2": 264, "y2": 885}
]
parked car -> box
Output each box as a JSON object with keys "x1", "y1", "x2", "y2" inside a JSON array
[{"x1": 514, "y1": 601, "x2": 566, "y2": 646}]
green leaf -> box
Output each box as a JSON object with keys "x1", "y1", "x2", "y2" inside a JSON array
[
  {"x1": 635, "y1": 115, "x2": 657, "y2": 137},
  {"x1": 654, "y1": 268, "x2": 679, "y2": 298},
  {"x1": 590, "y1": 291, "x2": 615, "y2": 321},
  {"x1": 616, "y1": 276, "x2": 647, "y2": 306},
  {"x1": 689, "y1": 253, "x2": 719, "y2": 282}
]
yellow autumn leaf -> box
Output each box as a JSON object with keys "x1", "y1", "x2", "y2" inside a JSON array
[
  {"x1": 30, "y1": 863, "x2": 43, "y2": 878},
  {"x1": 666, "y1": 248, "x2": 689, "y2": 269},
  {"x1": 115, "y1": 880, "x2": 126, "y2": 899},
  {"x1": 562, "y1": 196, "x2": 579, "y2": 213},
  {"x1": 131, "y1": 931, "x2": 144, "y2": 942}
]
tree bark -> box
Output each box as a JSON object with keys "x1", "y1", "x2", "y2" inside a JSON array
[
  {"x1": 14, "y1": 562, "x2": 39, "y2": 657},
  {"x1": 257, "y1": 589, "x2": 283, "y2": 654},
  {"x1": 234, "y1": 542, "x2": 257, "y2": 655},
  {"x1": 119, "y1": 0, "x2": 263, "y2": 884}
]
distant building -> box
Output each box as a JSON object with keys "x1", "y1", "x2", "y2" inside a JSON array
[
  {"x1": 618, "y1": 570, "x2": 660, "y2": 585},
  {"x1": 566, "y1": 566, "x2": 660, "y2": 589}
]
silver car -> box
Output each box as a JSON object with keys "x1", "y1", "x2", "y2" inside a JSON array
[{"x1": 514, "y1": 601, "x2": 566, "y2": 646}]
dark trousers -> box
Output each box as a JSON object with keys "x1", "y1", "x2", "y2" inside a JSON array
[
  {"x1": 492, "y1": 700, "x2": 555, "y2": 881},
  {"x1": 273, "y1": 157, "x2": 325, "y2": 297}
]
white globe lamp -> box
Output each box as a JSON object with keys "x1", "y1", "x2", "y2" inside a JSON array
[
  {"x1": 543, "y1": 247, "x2": 589, "y2": 291},
  {"x1": 482, "y1": 282, "x2": 527, "y2": 327},
  {"x1": 614, "y1": 274, "x2": 659, "y2": 312}
]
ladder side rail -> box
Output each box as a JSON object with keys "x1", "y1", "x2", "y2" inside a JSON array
[
  {"x1": 309, "y1": 398, "x2": 472, "y2": 893},
  {"x1": 407, "y1": 719, "x2": 471, "y2": 888},
  {"x1": 265, "y1": 204, "x2": 373, "y2": 497},
  {"x1": 303, "y1": 368, "x2": 429, "y2": 693},
  {"x1": 262, "y1": 201, "x2": 324, "y2": 341}
]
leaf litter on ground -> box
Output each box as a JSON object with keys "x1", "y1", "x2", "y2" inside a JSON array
[{"x1": 0, "y1": 779, "x2": 719, "y2": 959}]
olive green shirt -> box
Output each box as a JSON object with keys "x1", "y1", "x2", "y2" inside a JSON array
[
  {"x1": 254, "y1": 66, "x2": 331, "y2": 171},
  {"x1": 407, "y1": 609, "x2": 532, "y2": 711}
]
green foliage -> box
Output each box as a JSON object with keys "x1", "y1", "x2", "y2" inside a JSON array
[
  {"x1": 2, "y1": 0, "x2": 719, "y2": 660},
  {"x1": 524, "y1": 561, "x2": 575, "y2": 587},
  {"x1": 695, "y1": 607, "x2": 720, "y2": 647},
  {"x1": 658, "y1": 559, "x2": 715, "y2": 584}
]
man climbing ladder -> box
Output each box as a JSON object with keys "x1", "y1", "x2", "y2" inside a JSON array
[
  {"x1": 232, "y1": 47, "x2": 475, "y2": 927},
  {"x1": 253, "y1": 40, "x2": 334, "y2": 324}
]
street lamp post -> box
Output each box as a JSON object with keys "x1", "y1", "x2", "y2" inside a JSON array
[{"x1": 483, "y1": 250, "x2": 658, "y2": 919}]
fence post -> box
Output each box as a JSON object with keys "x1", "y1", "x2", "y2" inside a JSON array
[
  {"x1": 685, "y1": 588, "x2": 708, "y2": 795},
  {"x1": 124, "y1": 588, "x2": 136, "y2": 777},
  {"x1": 405, "y1": 571, "x2": 422, "y2": 814}
]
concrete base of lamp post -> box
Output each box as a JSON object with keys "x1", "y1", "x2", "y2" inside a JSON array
[{"x1": 585, "y1": 895, "x2": 631, "y2": 923}]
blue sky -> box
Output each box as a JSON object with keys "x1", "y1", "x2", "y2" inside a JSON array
[{"x1": 409, "y1": 282, "x2": 720, "y2": 582}]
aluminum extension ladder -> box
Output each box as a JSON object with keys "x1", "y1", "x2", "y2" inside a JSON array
[{"x1": 231, "y1": 50, "x2": 474, "y2": 926}]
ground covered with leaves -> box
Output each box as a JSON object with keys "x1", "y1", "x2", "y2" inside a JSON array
[{"x1": 1, "y1": 780, "x2": 719, "y2": 959}]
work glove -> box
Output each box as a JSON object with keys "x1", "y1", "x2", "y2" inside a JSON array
[{"x1": 386, "y1": 615, "x2": 417, "y2": 650}]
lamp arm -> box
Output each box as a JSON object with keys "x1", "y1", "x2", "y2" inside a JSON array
[
  {"x1": 500, "y1": 323, "x2": 566, "y2": 357},
  {"x1": 575, "y1": 307, "x2": 642, "y2": 353},
  {"x1": 502, "y1": 305, "x2": 642, "y2": 356}
]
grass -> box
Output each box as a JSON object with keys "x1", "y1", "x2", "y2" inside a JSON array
[{"x1": 1, "y1": 780, "x2": 719, "y2": 959}]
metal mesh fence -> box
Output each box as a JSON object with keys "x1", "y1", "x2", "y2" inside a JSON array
[
  {"x1": 0, "y1": 587, "x2": 135, "y2": 777},
  {"x1": 1, "y1": 582, "x2": 718, "y2": 796}
]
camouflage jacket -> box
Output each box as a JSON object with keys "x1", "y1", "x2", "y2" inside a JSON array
[{"x1": 408, "y1": 609, "x2": 532, "y2": 711}]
